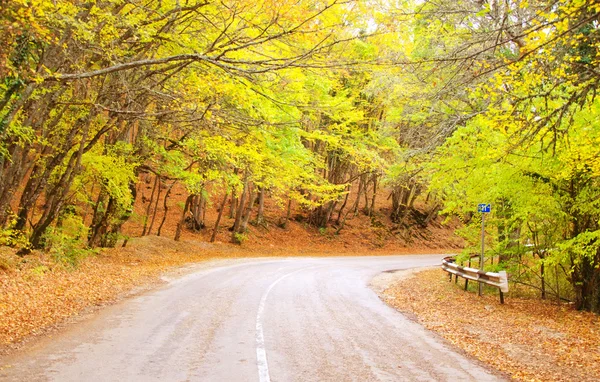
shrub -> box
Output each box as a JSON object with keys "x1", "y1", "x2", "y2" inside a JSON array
[{"x1": 43, "y1": 213, "x2": 96, "y2": 267}]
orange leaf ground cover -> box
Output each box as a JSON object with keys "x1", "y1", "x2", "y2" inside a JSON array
[{"x1": 382, "y1": 269, "x2": 600, "y2": 382}]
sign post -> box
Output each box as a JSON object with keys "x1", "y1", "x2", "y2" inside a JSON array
[{"x1": 477, "y1": 203, "x2": 491, "y2": 296}]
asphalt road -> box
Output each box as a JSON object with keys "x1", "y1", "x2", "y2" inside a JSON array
[{"x1": 0, "y1": 256, "x2": 503, "y2": 381}]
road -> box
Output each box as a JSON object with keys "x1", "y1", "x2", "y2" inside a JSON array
[{"x1": 0, "y1": 255, "x2": 503, "y2": 381}]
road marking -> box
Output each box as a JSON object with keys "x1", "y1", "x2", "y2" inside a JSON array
[{"x1": 256, "y1": 267, "x2": 314, "y2": 382}]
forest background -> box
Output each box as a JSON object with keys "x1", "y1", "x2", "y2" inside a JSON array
[{"x1": 1, "y1": 0, "x2": 600, "y2": 313}]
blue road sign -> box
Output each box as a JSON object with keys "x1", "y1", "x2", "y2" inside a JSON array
[{"x1": 477, "y1": 203, "x2": 491, "y2": 213}]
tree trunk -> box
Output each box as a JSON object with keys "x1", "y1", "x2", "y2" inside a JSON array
[
  {"x1": 574, "y1": 249, "x2": 600, "y2": 313},
  {"x1": 256, "y1": 187, "x2": 265, "y2": 225},
  {"x1": 336, "y1": 185, "x2": 351, "y2": 224},
  {"x1": 146, "y1": 178, "x2": 163, "y2": 235},
  {"x1": 106, "y1": 180, "x2": 137, "y2": 247},
  {"x1": 229, "y1": 193, "x2": 238, "y2": 219},
  {"x1": 231, "y1": 179, "x2": 249, "y2": 235},
  {"x1": 368, "y1": 174, "x2": 378, "y2": 217},
  {"x1": 156, "y1": 181, "x2": 175, "y2": 236},
  {"x1": 12, "y1": 109, "x2": 75, "y2": 231},
  {"x1": 239, "y1": 188, "x2": 258, "y2": 233},
  {"x1": 229, "y1": 168, "x2": 239, "y2": 219},
  {"x1": 141, "y1": 175, "x2": 158, "y2": 236},
  {"x1": 29, "y1": 115, "x2": 92, "y2": 249},
  {"x1": 352, "y1": 176, "x2": 364, "y2": 214},
  {"x1": 189, "y1": 193, "x2": 205, "y2": 231},
  {"x1": 211, "y1": 191, "x2": 229, "y2": 243},
  {"x1": 541, "y1": 260, "x2": 546, "y2": 300},
  {"x1": 174, "y1": 195, "x2": 193, "y2": 241},
  {"x1": 88, "y1": 190, "x2": 109, "y2": 248},
  {"x1": 323, "y1": 201, "x2": 336, "y2": 227},
  {"x1": 423, "y1": 203, "x2": 440, "y2": 226},
  {"x1": 362, "y1": 177, "x2": 370, "y2": 214},
  {"x1": 281, "y1": 198, "x2": 292, "y2": 229}
]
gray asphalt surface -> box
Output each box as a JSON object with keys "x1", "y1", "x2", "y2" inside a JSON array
[{"x1": 0, "y1": 255, "x2": 503, "y2": 381}]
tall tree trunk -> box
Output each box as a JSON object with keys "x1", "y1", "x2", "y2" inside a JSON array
[
  {"x1": 88, "y1": 189, "x2": 109, "y2": 248},
  {"x1": 422, "y1": 203, "x2": 440, "y2": 226},
  {"x1": 232, "y1": 178, "x2": 249, "y2": 235},
  {"x1": 157, "y1": 181, "x2": 175, "y2": 237},
  {"x1": 211, "y1": 191, "x2": 229, "y2": 243},
  {"x1": 323, "y1": 201, "x2": 337, "y2": 227},
  {"x1": 336, "y1": 185, "x2": 351, "y2": 224},
  {"x1": 202, "y1": 195, "x2": 207, "y2": 227},
  {"x1": 189, "y1": 193, "x2": 205, "y2": 231},
  {"x1": 146, "y1": 178, "x2": 163, "y2": 235},
  {"x1": 0, "y1": 144, "x2": 27, "y2": 227},
  {"x1": 281, "y1": 198, "x2": 292, "y2": 229},
  {"x1": 400, "y1": 183, "x2": 419, "y2": 223},
  {"x1": 174, "y1": 195, "x2": 193, "y2": 241},
  {"x1": 239, "y1": 188, "x2": 258, "y2": 234},
  {"x1": 369, "y1": 174, "x2": 378, "y2": 217},
  {"x1": 87, "y1": 179, "x2": 137, "y2": 248},
  {"x1": 362, "y1": 176, "x2": 370, "y2": 214},
  {"x1": 229, "y1": 193, "x2": 237, "y2": 219},
  {"x1": 141, "y1": 175, "x2": 158, "y2": 236},
  {"x1": 10, "y1": 107, "x2": 74, "y2": 230},
  {"x1": 541, "y1": 260, "x2": 546, "y2": 300},
  {"x1": 256, "y1": 187, "x2": 265, "y2": 225},
  {"x1": 229, "y1": 168, "x2": 239, "y2": 219},
  {"x1": 105, "y1": 180, "x2": 137, "y2": 248},
  {"x1": 352, "y1": 176, "x2": 364, "y2": 214},
  {"x1": 89, "y1": 196, "x2": 116, "y2": 248},
  {"x1": 29, "y1": 114, "x2": 92, "y2": 249}
]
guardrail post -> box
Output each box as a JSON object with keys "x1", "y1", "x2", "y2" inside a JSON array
[
  {"x1": 465, "y1": 257, "x2": 471, "y2": 290},
  {"x1": 499, "y1": 290, "x2": 504, "y2": 304}
]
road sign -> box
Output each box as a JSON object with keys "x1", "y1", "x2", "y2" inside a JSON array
[
  {"x1": 477, "y1": 203, "x2": 491, "y2": 296},
  {"x1": 476, "y1": 203, "x2": 491, "y2": 296},
  {"x1": 477, "y1": 203, "x2": 491, "y2": 213}
]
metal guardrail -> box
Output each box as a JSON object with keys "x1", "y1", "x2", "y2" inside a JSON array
[{"x1": 441, "y1": 256, "x2": 509, "y2": 303}]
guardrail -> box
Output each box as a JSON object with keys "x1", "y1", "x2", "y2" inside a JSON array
[{"x1": 441, "y1": 256, "x2": 509, "y2": 303}]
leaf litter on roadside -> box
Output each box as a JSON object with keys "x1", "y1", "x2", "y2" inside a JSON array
[{"x1": 383, "y1": 269, "x2": 600, "y2": 382}]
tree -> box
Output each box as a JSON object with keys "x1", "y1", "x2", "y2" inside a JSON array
[
  {"x1": 0, "y1": 0, "x2": 374, "y2": 250},
  {"x1": 426, "y1": 0, "x2": 600, "y2": 312}
]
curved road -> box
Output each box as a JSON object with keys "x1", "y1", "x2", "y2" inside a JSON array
[{"x1": 0, "y1": 255, "x2": 503, "y2": 381}]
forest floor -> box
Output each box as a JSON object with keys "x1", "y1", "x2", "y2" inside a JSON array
[
  {"x1": 381, "y1": 269, "x2": 600, "y2": 382},
  {"x1": 123, "y1": 181, "x2": 464, "y2": 251}
]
